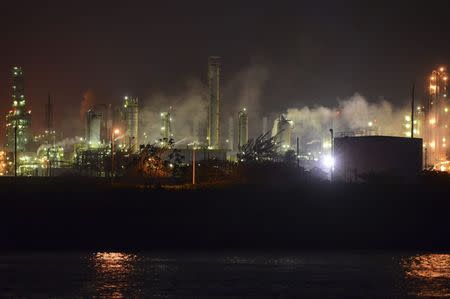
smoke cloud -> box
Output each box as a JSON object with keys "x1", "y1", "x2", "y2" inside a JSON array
[
  {"x1": 140, "y1": 79, "x2": 208, "y2": 146},
  {"x1": 286, "y1": 93, "x2": 409, "y2": 143},
  {"x1": 223, "y1": 63, "x2": 270, "y2": 141}
]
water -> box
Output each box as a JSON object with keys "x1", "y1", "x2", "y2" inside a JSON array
[{"x1": 0, "y1": 252, "x2": 449, "y2": 298}]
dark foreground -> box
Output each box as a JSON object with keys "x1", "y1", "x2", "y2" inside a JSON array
[
  {"x1": 1, "y1": 176, "x2": 450, "y2": 250},
  {"x1": 0, "y1": 251, "x2": 449, "y2": 298}
]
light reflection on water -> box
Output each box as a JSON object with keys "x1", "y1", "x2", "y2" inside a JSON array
[
  {"x1": 0, "y1": 252, "x2": 449, "y2": 298},
  {"x1": 91, "y1": 252, "x2": 138, "y2": 299},
  {"x1": 402, "y1": 254, "x2": 450, "y2": 298}
]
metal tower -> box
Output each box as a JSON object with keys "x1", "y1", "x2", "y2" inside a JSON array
[
  {"x1": 426, "y1": 66, "x2": 448, "y2": 167},
  {"x1": 6, "y1": 67, "x2": 31, "y2": 152}
]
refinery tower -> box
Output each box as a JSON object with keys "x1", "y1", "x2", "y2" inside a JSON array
[
  {"x1": 207, "y1": 56, "x2": 221, "y2": 149},
  {"x1": 123, "y1": 96, "x2": 139, "y2": 152},
  {"x1": 6, "y1": 67, "x2": 31, "y2": 152},
  {"x1": 160, "y1": 107, "x2": 173, "y2": 144},
  {"x1": 426, "y1": 66, "x2": 448, "y2": 168},
  {"x1": 238, "y1": 108, "x2": 248, "y2": 150}
]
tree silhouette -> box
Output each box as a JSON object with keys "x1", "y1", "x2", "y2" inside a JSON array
[{"x1": 237, "y1": 131, "x2": 280, "y2": 162}]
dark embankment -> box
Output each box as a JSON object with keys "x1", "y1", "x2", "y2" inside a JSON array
[{"x1": 1, "y1": 176, "x2": 449, "y2": 250}]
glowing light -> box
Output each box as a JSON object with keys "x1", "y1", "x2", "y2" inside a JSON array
[
  {"x1": 405, "y1": 115, "x2": 411, "y2": 122},
  {"x1": 445, "y1": 108, "x2": 448, "y2": 113},
  {"x1": 429, "y1": 118, "x2": 436, "y2": 125},
  {"x1": 322, "y1": 154, "x2": 335, "y2": 169},
  {"x1": 322, "y1": 140, "x2": 331, "y2": 149},
  {"x1": 440, "y1": 67, "x2": 445, "y2": 72},
  {"x1": 114, "y1": 129, "x2": 120, "y2": 135},
  {"x1": 368, "y1": 121, "x2": 373, "y2": 127}
]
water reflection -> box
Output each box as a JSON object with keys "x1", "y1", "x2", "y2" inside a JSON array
[
  {"x1": 91, "y1": 252, "x2": 137, "y2": 298},
  {"x1": 402, "y1": 254, "x2": 450, "y2": 297}
]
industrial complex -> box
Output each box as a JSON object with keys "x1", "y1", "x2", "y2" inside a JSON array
[{"x1": 0, "y1": 60, "x2": 448, "y2": 181}]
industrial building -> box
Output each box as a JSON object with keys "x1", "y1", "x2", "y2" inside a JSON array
[
  {"x1": 207, "y1": 56, "x2": 221, "y2": 149},
  {"x1": 2, "y1": 59, "x2": 446, "y2": 180},
  {"x1": 5, "y1": 67, "x2": 31, "y2": 152},
  {"x1": 333, "y1": 136, "x2": 423, "y2": 182},
  {"x1": 238, "y1": 108, "x2": 248, "y2": 150}
]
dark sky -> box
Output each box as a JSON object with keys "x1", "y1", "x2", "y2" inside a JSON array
[{"x1": 0, "y1": 0, "x2": 449, "y2": 140}]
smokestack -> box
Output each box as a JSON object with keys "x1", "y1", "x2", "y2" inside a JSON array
[
  {"x1": 207, "y1": 56, "x2": 221, "y2": 149},
  {"x1": 45, "y1": 92, "x2": 53, "y2": 131},
  {"x1": 228, "y1": 116, "x2": 234, "y2": 151}
]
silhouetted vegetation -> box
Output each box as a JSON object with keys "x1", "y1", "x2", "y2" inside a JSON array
[{"x1": 237, "y1": 131, "x2": 280, "y2": 162}]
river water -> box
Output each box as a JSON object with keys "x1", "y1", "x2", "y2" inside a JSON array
[{"x1": 0, "y1": 252, "x2": 449, "y2": 298}]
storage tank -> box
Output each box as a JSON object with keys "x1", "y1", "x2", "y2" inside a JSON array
[{"x1": 334, "y1": 136, "x2": 423, "y2": 182}]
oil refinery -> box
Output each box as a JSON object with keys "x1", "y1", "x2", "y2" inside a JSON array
[{"x1": 0, "y1": 62, "x2": 449, "y2": 179}]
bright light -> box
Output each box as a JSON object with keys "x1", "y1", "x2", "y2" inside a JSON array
[
  {"x1": 405, "y1": 115, "x2": 411, "y2": 122},
  {"x1": 368, "y1": 121, "x2": 373, "y2": 127},
  {"x1": 114, "y1": 129, "x2": 120, "y2": 135},
  {"x1": 430, "y1": 118, "x2": 436, "y2": 125},
  {"x1": 322, "y1": 154, "x2": 335, "y2": 169},
  {"x1": 440, "y1": 67, "x2": 445, "y2": 72},
  {"x1": 322, "y1": 140, "x2": 331, "y2": 149}
]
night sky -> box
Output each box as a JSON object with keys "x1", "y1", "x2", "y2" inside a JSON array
[{"x1": 0, "y1": 1, "x2": 449, "y2": 141}]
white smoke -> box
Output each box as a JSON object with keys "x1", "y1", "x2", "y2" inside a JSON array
[
  {"x1": 140, "y1": 78, "x2": 208, "y2": 146},
  {"x1": 223, "y1": 63, "x2": 270, "y2": 143},
  {"x1": 286, "y1": 93, "x2": 409, "y2": 142}
]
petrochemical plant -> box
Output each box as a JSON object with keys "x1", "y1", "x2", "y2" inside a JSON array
[{"x1": 0, "y1": 59, "x2": 449, "y2": 179}]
